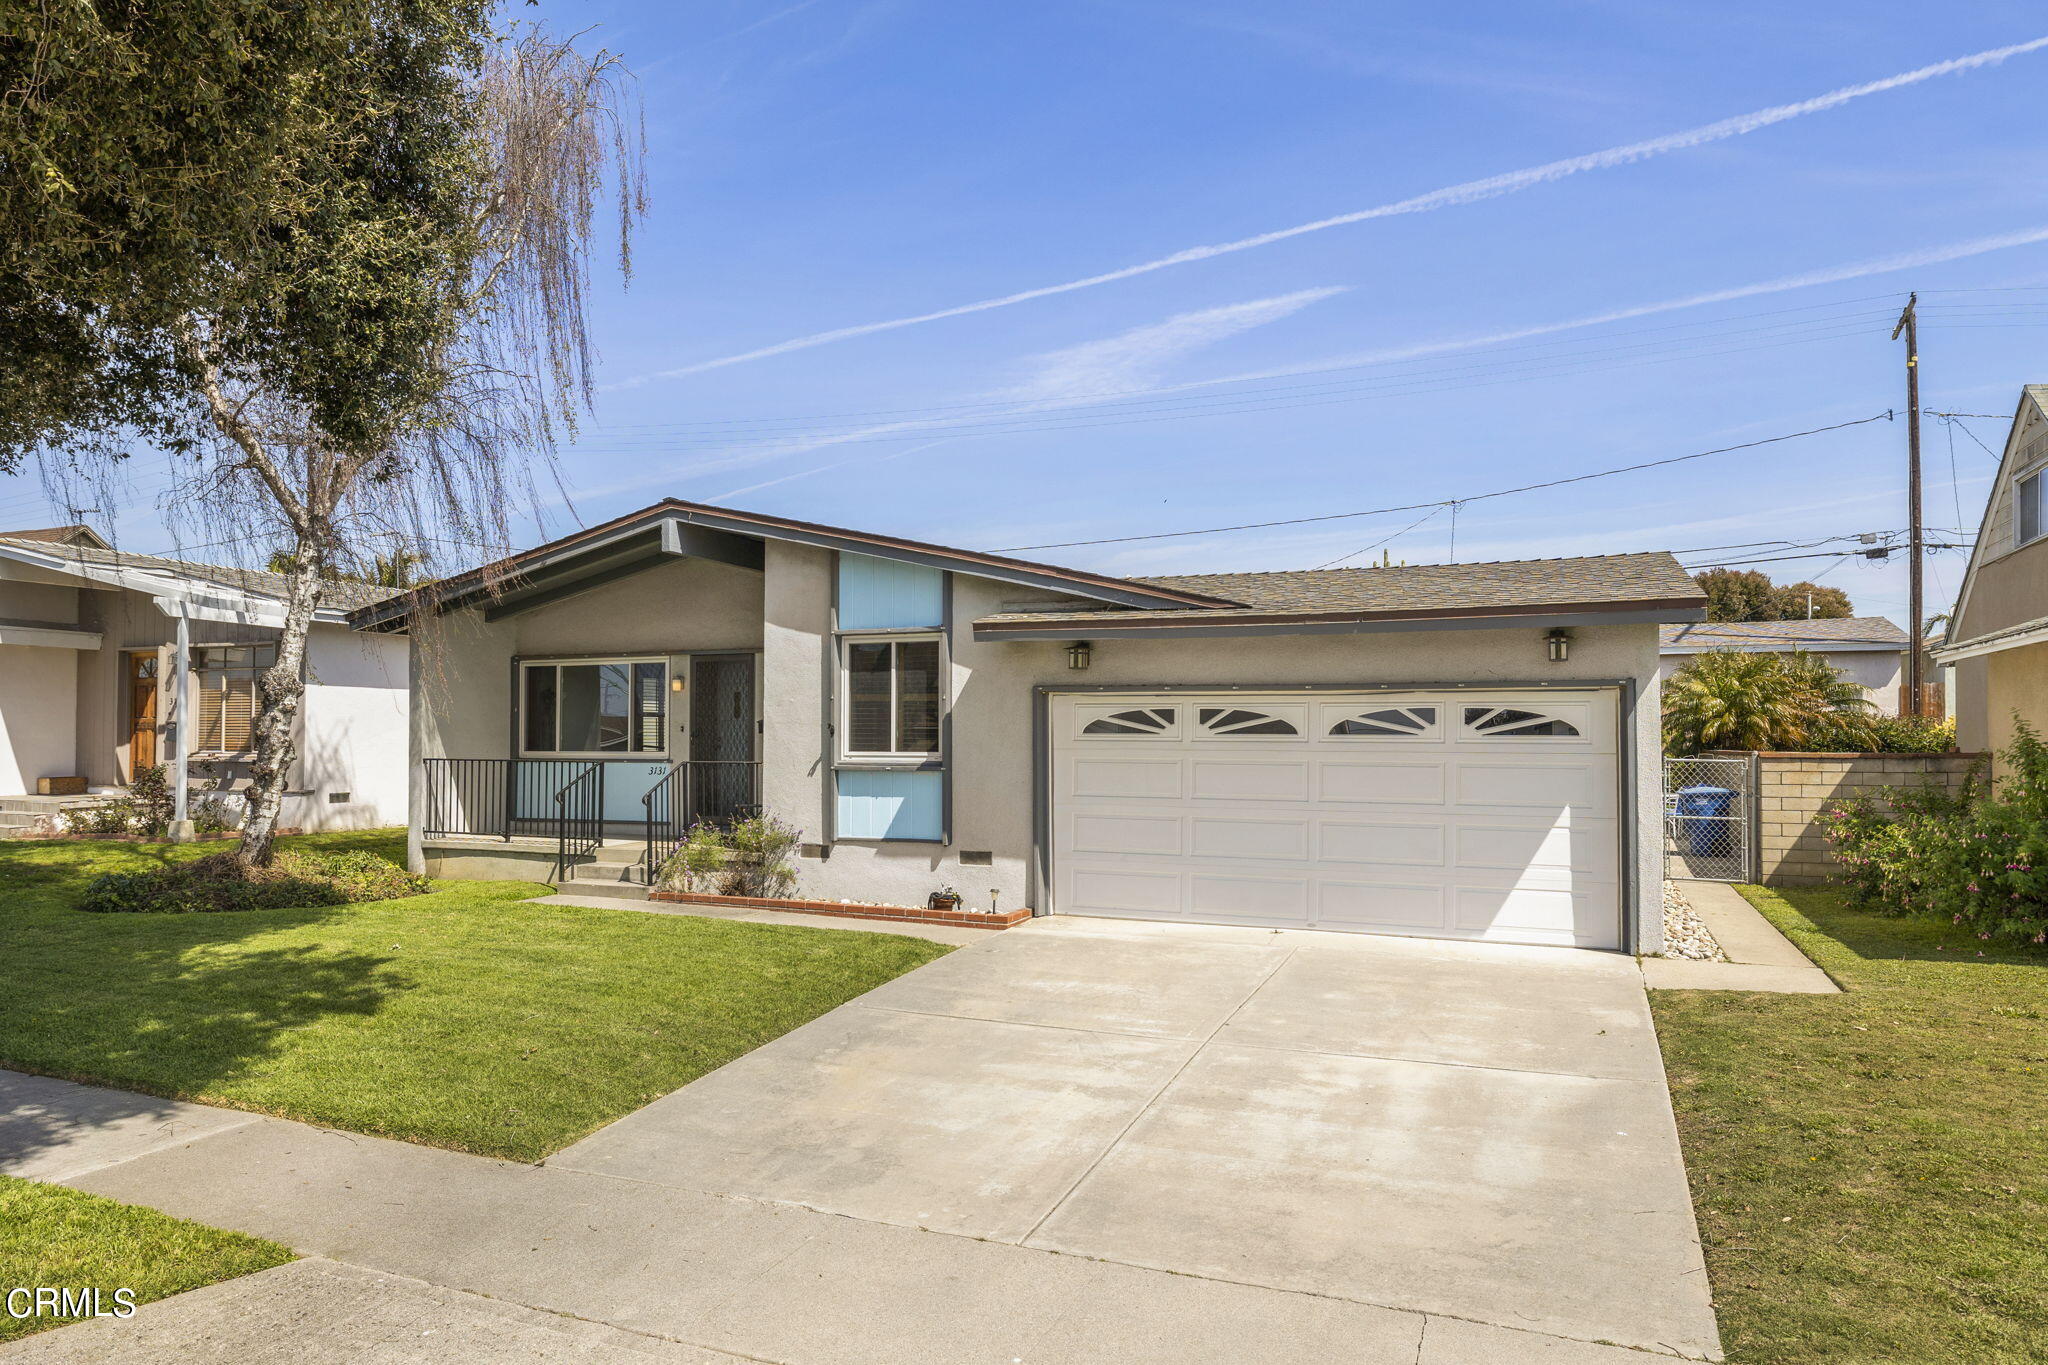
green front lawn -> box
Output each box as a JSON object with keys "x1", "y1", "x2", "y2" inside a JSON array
[
  {"x1": 1652, "y1": 886, "x2": 2048, "y2": 1364},
  {"x1": 0, "y1": 832, "x2": 952, "y2": 1161},
  {"x1": 0, "y1": 1176, "x2": 294, "y2": 1342}
]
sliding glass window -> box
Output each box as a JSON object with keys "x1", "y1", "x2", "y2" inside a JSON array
[
  {"x1": 520, "y1": 659, "x2": 666, "y2": 755},
  {"x1": 840, "y1": 635, "x2": 942, "y2": 760}
]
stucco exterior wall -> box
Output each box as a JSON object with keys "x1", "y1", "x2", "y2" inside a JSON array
[
  {"x1": 510, "y1": 555, "x2": 763, "y2": 657},
  {"x1": 0, "y1": 645, "x2": 80, "y2": 793},
  {"x1": 293, "y1": 627, "x2": 410, "y2": 830},
  {"x1": 0, "y1": 569, "x2": 85, "y2": 794}
]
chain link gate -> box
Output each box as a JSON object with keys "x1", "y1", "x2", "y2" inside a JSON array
[{"x1": 1663, "y1": 754, "x2": 1756, "y2": 882}]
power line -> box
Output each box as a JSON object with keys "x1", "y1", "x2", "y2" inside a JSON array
[
  {"x1": 1683, "y1": 544, "x2": 1968, "y2": 570},
  {"x1": 1315, "y1": 504, "x2": 1450, "y2": 569},
  {"x1": 997, "y1": 413, "x2": 1894, "y2": 552}
]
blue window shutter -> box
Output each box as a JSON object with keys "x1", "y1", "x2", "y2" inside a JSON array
[
  {"x1": 838, "y1": 554, "x2": 943, "y2": 630},
  {"x1": 836, "y1": 769, "x2": 944, "y2": 840}
]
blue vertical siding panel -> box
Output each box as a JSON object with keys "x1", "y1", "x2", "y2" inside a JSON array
[
  {"x1": 835, "y1": 769, "x2": 944, "y2": 840},
  {"x1": 837, "y1": 554, "x2": 943, "y2": 629}
]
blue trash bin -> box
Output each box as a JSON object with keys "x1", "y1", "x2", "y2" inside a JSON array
[{"x1": 1674, "y1": 786, "x2": 1736, "y2": 858}]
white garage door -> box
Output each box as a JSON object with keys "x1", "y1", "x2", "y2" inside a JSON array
[{"x1": 1050, "y1": 689, "x2": 1623, "y2": 949}]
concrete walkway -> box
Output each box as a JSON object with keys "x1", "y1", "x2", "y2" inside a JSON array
[
  {"x1": 1643, "y1": 882, "x2": 1840, "y2": 993},
  {"x1": 3, "y1": 918, "x2": 1721, "y2": 1363}
]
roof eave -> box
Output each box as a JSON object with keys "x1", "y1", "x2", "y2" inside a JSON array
[
  {"x1": 972, "y1": 598, "x2": 1706, "y2": 642},
  {"x1": 1659, "y1": 640, "x2": 1906, "y2": 654},
  {"x1": 351, "y1": 500, "x2": 1240, "y2": 631}
]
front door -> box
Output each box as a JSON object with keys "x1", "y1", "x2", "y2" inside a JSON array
[
  {"x1": 690, "y1": 654, "x2": 757, "y2": 821},
  {"x1": 127, "y1": 651, "x2": 160, "y2": 773}
]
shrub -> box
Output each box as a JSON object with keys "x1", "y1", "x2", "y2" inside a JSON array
[
  {"x1": 278, "y1": 849, "x2": 430, "y2": 902},
  {"x1": 60, "y1": 765, "x2": 181, "y2": 838},
  {"x1": 78, "y1": 849, "x2": 428, "y2": 914},
  {"x1": 1818, "y1": 722, "x2": 2048, "y2": 945},
  {"x1": 126, "y1": 765, "x2": 176, "y2": 837},
  {"x1": 656, "y1": 823, "x2": 728, "y2": 893},
  {"x1": 720, "y1": 815, "x2": 800, "y2": 898},
  {"x1": 1662, "y1": 649, "x2": 1873, "y2": 755},
  {"x1": 1809, "y1": 713, "x2": 1956, "y2": 754},
  {"x1": 653, "y1": 815, "x2": 800, "y2": 899},
  {"x1": 69, "y1": 799, "x2": 139, "y2": 836},
  {"x1": 191, "y1": 795, "x2": 242, "y2": 835}
]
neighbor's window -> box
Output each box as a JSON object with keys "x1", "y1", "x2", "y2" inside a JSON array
[
  {"x1": 193, "y1": 644, "x2": 277, "y2": 753},
  {"x1": 521, "y1": 660, "x2": 666, "y2": 755},
  {"x1": 2019, "y1": 468, "x2": 2043, "y2": 547},
  {"x1": 841, "y1": 635, "x2": 942, "y2": 759}
]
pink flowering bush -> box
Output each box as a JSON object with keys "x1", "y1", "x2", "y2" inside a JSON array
[{"x1": 1817, "y1": 721, "x2": 2048, "y2": 945}]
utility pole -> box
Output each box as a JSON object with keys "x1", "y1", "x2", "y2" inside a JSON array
[{"x1": 1891, "y1": 293, "x2": 1924, "y2": 713}]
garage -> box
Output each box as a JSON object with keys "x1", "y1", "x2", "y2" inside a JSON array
[{"x1": 1049, "y1": 688, "x2": 1623, "y2": 948}]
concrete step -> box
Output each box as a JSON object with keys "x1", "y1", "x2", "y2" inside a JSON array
[
  {"x1": 584, "y1": 843, "x2": 646, "y2": 867},
  {"x1": 549, "y1": 878, "x2": 650, "y2": 902},
  {"x1": 568, "y1": 860, "x2": 646, "y2": 885}
]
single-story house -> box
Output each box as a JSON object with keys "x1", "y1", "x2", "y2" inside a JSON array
[
  {"x1": 1659, "y1": 616, "x2": 1909, "y2": 715},
  {"x1": 1937, "y1": 384, "x2": 2048, "y2": 759},
  {"x1": 0, "y1": 526, "x2": 410, "y2": 833},
  {"x1": 353, "y1": 499, "x2": 1707, "y2": 952}
]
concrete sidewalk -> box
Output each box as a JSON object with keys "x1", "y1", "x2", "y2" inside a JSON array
[
  {"x1": 3, "y1": 1068, "x2": 1683, "y2": 1364},
  {"x1": 1644, "y1": 882, "x2": 1839, "y2": 993},
  {"x1": 1, "y1": 1258, "x2": 753, "y2": 1364}
]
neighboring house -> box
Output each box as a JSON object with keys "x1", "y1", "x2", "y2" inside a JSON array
[
  {"x1": 0, "y1": 528, "x2": 410, "y2": 832},
  {"x1": 1937, "y1": 384, "x2": 2048, "y2": 758},
  {"x1": 1659, "y1": 616, "x2": 1909, "y2": 715},
  {"x1": 357, "y1": 499, "x2": 1707, "y2": 953}
]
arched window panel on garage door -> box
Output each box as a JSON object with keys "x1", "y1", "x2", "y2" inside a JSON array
[
  {"x1": 1461, "y1": 705, "x2": 1582, "y2": 738},
  {"x1": 1078, "y1": 706, "x2": 1178, "y2": 738},
  {"x1": 1324, "y1": 705, "x2": 1439, "y2": 739},
  {"x1": 1196, "y1": 705, "x2": 1302, "y2": 738}
]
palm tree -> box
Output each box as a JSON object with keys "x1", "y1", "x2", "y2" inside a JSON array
[{"x1": 1663, "y1": 650, "x2": 1875, "y2": 755}]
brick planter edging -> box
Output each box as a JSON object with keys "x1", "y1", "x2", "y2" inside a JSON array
[{"x1": 648, "y1": 890, "x2": 1033, "y2": 929}]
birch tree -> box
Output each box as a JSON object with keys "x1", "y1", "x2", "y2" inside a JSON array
[{"x1": 5, "y1": 12, "x2": 644, "y2": 865}]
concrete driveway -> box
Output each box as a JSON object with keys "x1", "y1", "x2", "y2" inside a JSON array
[{"x1": 553, "y1": 916, "x2": 1719, "y2": 1359}]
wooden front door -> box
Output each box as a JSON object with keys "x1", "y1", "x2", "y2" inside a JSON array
[{"x1": 127, "y1": 651, "x2": 160, "y2": 772}]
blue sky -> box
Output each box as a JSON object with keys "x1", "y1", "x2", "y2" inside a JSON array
[{"x1": 17, "y1": 1, "x2": 2048, "y2": 627}]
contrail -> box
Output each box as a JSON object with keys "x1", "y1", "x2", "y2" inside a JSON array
[
  {"x1": 630, "y1": 35, "x2": 2048, "y2": 382},
  {"x1": 1173, "y1": 223, "x2": 2048, "y2": 393},
  {"x1": 575, "y1": 221, "x2": 2048, "y2": 507}
]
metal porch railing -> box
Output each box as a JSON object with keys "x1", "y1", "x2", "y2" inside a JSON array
[{"x1": 642, "y1": 760, "x2": 764, "y2": 885}]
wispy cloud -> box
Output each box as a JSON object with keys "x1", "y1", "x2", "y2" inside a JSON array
[
  {"x1": 620, "y1": 35, "x2": 2048, "y2": 383},
  {"x1": 711, "y1": 0, "x2": 826, "y2": 43},
  {"x1": 999, "y1": 287, "x2": 1346, "y2": 404},
  {"x1": 573, "y1": 288, "x2": 1340, "y2": 501},
  {"x1": 1178, "y1": 224, "x2": 2048, "y2": 393},
  {"x1": 710, "y1": 437, "x2": 958, "y2": 501}
]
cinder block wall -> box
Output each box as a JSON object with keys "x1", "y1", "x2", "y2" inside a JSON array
[{"x1": 1738, "y1": 752, "x2": 1982, "y2": 885}]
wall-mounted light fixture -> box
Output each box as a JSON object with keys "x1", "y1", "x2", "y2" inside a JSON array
[
  {"x1": 670, "y1": 676, "x2": 686, "y2": 692},
  {"x1": 1545, "y1": 628, "x2": 1572, "y2": 663},
  {"x1": 1066, "y1": 640, "x2": 1093, "y2": 671}
]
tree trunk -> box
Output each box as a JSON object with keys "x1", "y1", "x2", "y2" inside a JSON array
[{"x1": 237, "y1": 535, "x2": 326, "y2": 868}]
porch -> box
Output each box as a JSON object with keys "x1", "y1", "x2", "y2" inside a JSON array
[{"x1": 421, "y1": 756, "x2": 763, "y2": 885}]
